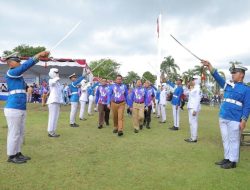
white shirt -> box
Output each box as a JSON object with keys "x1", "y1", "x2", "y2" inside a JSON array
[
  {"x1": 186, "y1": 85, "x2": 201, "y2": 112},
  {"x1": 47, "y1": 78, "x2": 64, "y2": 104},
  {"x1": 79, "y1": 83, "x2": 88, "y2": 102},
  {"x1": 159, "y1": 89, "x2": 168, "y2": 105}
]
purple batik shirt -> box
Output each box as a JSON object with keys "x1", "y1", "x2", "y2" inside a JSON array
[
  {"x1": 129, "y1": 87, "x2": 147, "y2": 107},
  {"x1": 95, "y1": 85, "x2": 110, "y2": 105},
  {"x1": 107, "y1": 83, "x2": 128, "y2": 104},
  {"x1": 145, "y1": 87, "x2": 155, "y2": 106}
]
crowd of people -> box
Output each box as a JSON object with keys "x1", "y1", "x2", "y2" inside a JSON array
[{"x1": 1, "y1": 51, "x2": 250, "y2": 170}]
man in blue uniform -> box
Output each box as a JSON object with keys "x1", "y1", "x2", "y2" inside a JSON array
[
  {"x1": 166, "y1": 78, "x2": 184, "y2": 130},
  {"x1": 68, "y1": 73, "x2": 86, "y2": 127},
  {"x1": 3, "y1": 51, "x2": 50, "y2": 164},
  {"x1": 201, "y1": 60, "x2": 250, "y2": 169}
]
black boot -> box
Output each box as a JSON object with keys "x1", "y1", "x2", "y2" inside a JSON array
[
  {"x1": 146, "y1": 122, "x2": 150, "y2": 129},
  {"x1": 7, "y1": 155, "x2": 27, "y2": 164},
  {"x1": 221, "y1": 161, "x2": 236, "y2": 169},
  {"x1": 16, "y1": 152, "x2": 31, "y2": 160},
  {"x1": 215, "y1": 159, "x2": 229, "y2": 165}
]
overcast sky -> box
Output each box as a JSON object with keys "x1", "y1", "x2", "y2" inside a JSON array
[{"x1": 0, "y1": 0, "x2": 250, "y2": 81}]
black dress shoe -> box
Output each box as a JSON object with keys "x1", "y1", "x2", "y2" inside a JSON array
[
  {"x1": 221, "y1": 161, "x2": 236, "y2": 169},
  {"x1": 134, "y1": 129, "x2": 139, "y2": 133},
  {"x1": 7, "y1": 156, "x2": 27, "y2": 164},
  {"x1": 169, "y1": 126, "x2": 179, "y2": 130},
  {"x1": 118, "y1": 131, "x2": 123, "y2": 136},
  {"x1": 184, "y1": 138, "x2": 197, "y2": 143},
  {"x1": 139, "y1": 125, "x2": 143, "y2": 130},
  {"x1": 159, "y1": 121, "x2": 166, "y2": 124},
  {"x1": 215, "y1": 159, "x2": 229, "y2": 165},
  {"x1": 48, "y1": 133, "x2": 60, "y2": 138},
  {"x1": 113, "y1": 129, "x2": 118, "y2": 133},
  {"x1": 16, "y1": 152, "x2": 31, "y2": 160},
  {"x1": 98, "y1": 125, "x2": 103, "y2": 129}
]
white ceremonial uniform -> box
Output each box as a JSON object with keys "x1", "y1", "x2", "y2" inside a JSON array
[
  {"x1": 79, "y1": 80, "x2": 89, "y2": 119},
  {"x1": 159, "y1": 88, "x2": 168, "y2": 122},
  {"x1": 186, "y1": 81, "x2": 201, "y2": 141},
  {"x1": 47, "y1": 69, "x2": 63, "y2": 135}
]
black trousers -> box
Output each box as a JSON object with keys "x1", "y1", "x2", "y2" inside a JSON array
[
  {"x1": 104, "y1": 105, "x2": 110, "y2": 124},
  {"x1": 98, "y1": 104, "x2": 110, "y2": 125},
  {"x1": 144, "y1": 105, "x2": 152, "y2": 124}
]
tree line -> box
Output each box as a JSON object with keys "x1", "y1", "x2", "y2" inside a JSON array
[{"x1": 2, "y1": 45, "x2": 250, "y2": 92}]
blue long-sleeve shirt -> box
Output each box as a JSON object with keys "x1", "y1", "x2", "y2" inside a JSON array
[
  {"x1": 5, "y1": 57, "x2": 39, "y2": 110},
  {"x1": 87, "y1": 82, "x2": 99, "y2": 97},
  {"x1": 166, "y1": 80, "x2": 183, "y2": 106},
  {"x1": 212, "y1": 69, "x2": 250, "y2": 122},
  {"x1": 68, "y1": 76, "x2": 85, "y2": 102}
]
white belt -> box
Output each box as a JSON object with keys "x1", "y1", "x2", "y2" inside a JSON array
[
  {"x1": 173, "y1": 95, "x2": 178, "y2": 98},
  {"x1": 9, "y1": 89, "x2": 26, "y2": 95},
  {"x1": 223, "y1": 98, "x2": 242, "y2": 107},
  {"x1": 71, "y1": 92, "x2": 78, "y2": 95}
]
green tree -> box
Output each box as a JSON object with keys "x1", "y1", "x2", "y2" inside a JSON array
[
  {"x1": 142, "y1": 71, "x2": 157, "y2": 84},
  {"x1": 182, "y1": 69, "x2": 195, "y2": 84},
  {"x1": 88, "y1": 59, "x2": 120, "y2": 80},
  {"x1": 160, "y1": 56, "x2": 180, "y2": 81},
  {"x1": 209, "y1": 71, "x2": 226, "y2": 94},
  {"x1": 3, "y1": 44, "x2": 46, "y2": 57},
  {"x1": 124, "y1": 71, "x2": 140, "y2": 85}
]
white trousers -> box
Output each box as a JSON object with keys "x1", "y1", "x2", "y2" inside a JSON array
[
  {"x1": 219, "y1": 118, "x2": 240, "y2": 162},
  {"x1": 160, "y1": 104, "x2": 166, "y2": 122},
  {"x1": 79, "y1": 101, "x2": 87, "y2": 119},
  {"x1": 188, "y1": 109, "x2": 199, "y2": 140},
  {"x1": 88, "y1": 95, "x2": 94, "y2": 114},
  {"x1": 172, "y1": 105, "x2": 180, "y2": 128},
  {"x1": 156, "y1": 102, "x2": 161, "y2": 117},
  {"x1": 70, "y1": 102, "x2": 78, "y2": 124},
  {"x1": 26, "y1": 93, "x2": 32, "y2": 103},
  {"x1": 48, "y1": 103, "x2": 60, "y2": 133},
  {"x1": 4, "y1": 108, "x2": 26, "y2": 156}
]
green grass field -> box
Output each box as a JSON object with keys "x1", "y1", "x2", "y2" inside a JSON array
[{"x1": 0, "y1": 102, "x2": 250, "y2": 190}]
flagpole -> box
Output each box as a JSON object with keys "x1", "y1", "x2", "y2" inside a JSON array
[{"x1": 156, "y1": 14, "x2": 162, "y2": 86}]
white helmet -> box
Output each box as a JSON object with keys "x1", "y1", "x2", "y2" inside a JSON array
[
  {"x1": 192, "y1": 75, "x2": 201, "y2": 85},
  {"x1": 49, "y1": 68, "x2": 59, "y2": 79}
]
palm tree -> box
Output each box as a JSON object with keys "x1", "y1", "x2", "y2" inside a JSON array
[
  {"x1": 124, "y1": 71, "x2": 140, "y2": 86},
  {"x1": 209, "y1": 71, "x2": 226, "y2": 94},
  {"x1": 160, "y1": 56, "x2": 180, "y2": 81},
  {"x1": 182, "y1": 69, "x2": 195, "y2": 84}
]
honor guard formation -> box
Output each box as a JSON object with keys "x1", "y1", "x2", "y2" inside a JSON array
[{"x1": 1, "y1": 51, "x2": 250, "y2": 170}]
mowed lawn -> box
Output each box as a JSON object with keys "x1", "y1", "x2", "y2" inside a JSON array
[{"x1": 0, "y1": 102, "x2": 250, "y2": 190}]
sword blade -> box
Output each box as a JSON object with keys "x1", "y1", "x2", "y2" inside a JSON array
[{"x1": 170, "y1": 34, "x2": 202, "y2": 61}]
